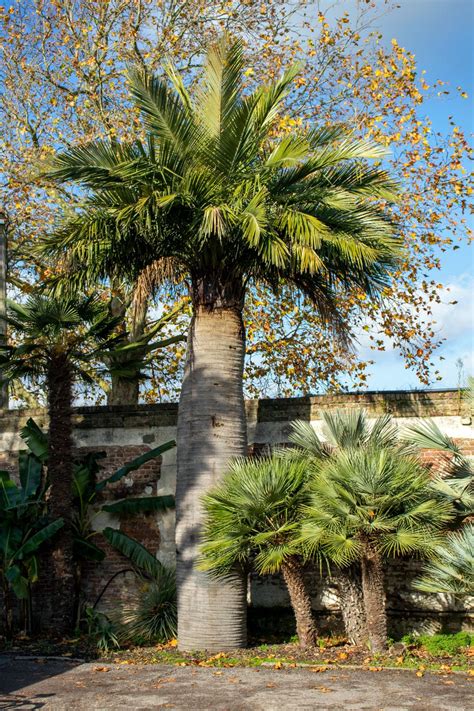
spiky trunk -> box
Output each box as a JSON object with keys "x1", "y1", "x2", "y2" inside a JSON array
[
  {"x1": 176, "y1": 299, "x2": 247, "y2": 651},
  {"x1": 361, "y1": 542, "x2": 387, "y2": 652},
  {"x1": 42, "y1": 353, "x2": 76, "y2": 635},
  {"x1": 335, "y1": 564, "x2": 368, "y2": 646},
  {"x1": 281, "y1": 557, "x2": 317, "y2": 648}
]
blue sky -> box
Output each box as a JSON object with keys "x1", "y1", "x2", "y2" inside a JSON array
[{"x1": 352, "y1": 0, "x2": 473, "y2": 390}]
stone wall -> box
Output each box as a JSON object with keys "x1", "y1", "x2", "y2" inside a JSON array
[{"x1": 1, "y1": 388, "x2": 473, "y2": 634}]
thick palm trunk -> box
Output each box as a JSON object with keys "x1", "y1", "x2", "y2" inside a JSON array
[
  {"x1": 281, "y1": 557, "x2": 317, "y2": 648},
  {"x1": 361, "y1": 544, "x2": 387, "y2": 652},
  {"x1": 107, "y1": 292, "x2": 146, "y2": 406},
  {"x1": 42, "y1": 355, "x2": 76, "y2": 635},
  {"x1": 176, "y1": 305, "x2": 247, "y2": 651},
  {"x1": 108, "y1": 375, "x2": 139, "y2": 405},
  {"x1": 336, "y1": 564, "x2": 368, "y2": 645}
]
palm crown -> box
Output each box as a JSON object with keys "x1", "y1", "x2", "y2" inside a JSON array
[
  {"x1": 200, "y1": 455, "x2": 310, "y2": 576},
  {"x1": 42, "y1": 37, "x2": 401, "y2": 323},
  {"x1": 300, "y1": 447, "x2": 453, "y2": 565},
  {"x1": 0, "y1": 294, "x2": 119, "y2": 384}
]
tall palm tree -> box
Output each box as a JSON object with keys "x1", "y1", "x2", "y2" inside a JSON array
[
  {"x1": 300, "y1": 446, "x2": 453, "y2": 651},
  {"x1": 40, "y1": 38, "x2": 401, "y2": 650},
  {"x1": 284, "y1": 410, "x2": 399, "y2": 644},
  {"x1": 0, "y1": 293, "x2": 119, "y2": 634},
  {"x1": 200, "y1": 455, "x2": 317, "y2": 649}
]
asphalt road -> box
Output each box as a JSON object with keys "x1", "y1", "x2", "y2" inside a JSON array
[{"x1": 0, "y1": 657, "x2": 471, "y2": 710}]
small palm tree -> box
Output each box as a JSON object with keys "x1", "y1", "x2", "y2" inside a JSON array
[
  {"x1": 284, "y1": 409, "x2": 398, "y2": 645},
  {"x1": 41, "y1": 37, "x2": 401, "y2": 649},
  {"x1": 404, "y1": 419, "x2": 473, "y2": 522},
  {"x1": 414, "y1": 524, "x2": 474, "y2": 596},
  {"x1": 0, "y1": 293, "x2": 119, "y2": 634},
  {"x1": 200, "y1": 455, "x2": 317, "y2": 648},
  {"x1": 300, "y1": 446, "x2": 453, "y2": 651}
]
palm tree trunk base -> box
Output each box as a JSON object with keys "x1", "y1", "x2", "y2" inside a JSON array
[
  {"x1": 177, "y1": 568, "x2": 247, "y2": 651},
  {"x1": 336, "y1": 565, "x2": 368, "y2": 646},
  {"x1": 281, "y1": 558, "x2": 317, "y2": 649}
]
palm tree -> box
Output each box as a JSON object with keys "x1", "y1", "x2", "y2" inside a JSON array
[
  {"x1": 414, "y1": 524, "x2": 474, "y2": 596},
  {"x1": 404, "y1": 419, "x2": 473, "y2": 522},
  {"x1": 0, "y1": 293, "x2": 119, "y2": 634},
  {"x1": 40, "y1": 37, "x2": 401, "y2": 650},
  {"x1": 300, "y1": 446, "x2": 453, "y2": 651},
  {"x1": 200, "y1": 455, "x2": 317, "y2": 648},
  {"x1": 284, "y1": 410, "x2": 398, "y2": 644}
]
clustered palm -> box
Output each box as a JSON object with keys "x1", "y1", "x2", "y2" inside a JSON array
[
  {"x1": 0, "y1": 293, "x2": 119, "y2": 633},
  {"x1": 41, "y1": 37, "x2": 401, "y2": 649},
  {"x1": 284, "y1": 409, "x2": 400, "y2": 644},
  {"x1": 300, "y1": 446, "x2": 453, "y2": 651},
  {"x1": 200, "y1": 410, "x2": 456, "y2": 651},
  {"x1": 200, "y1": 456, "x2": 316, "y2": 648}
]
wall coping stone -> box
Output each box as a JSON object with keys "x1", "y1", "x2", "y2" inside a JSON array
[{"x1": 0, "y1": 388, "x2": 466, "y2": 433}]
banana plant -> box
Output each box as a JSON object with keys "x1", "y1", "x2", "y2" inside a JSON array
[
  {"x1": 22, "y1": 417, "x2": 176, "y2": 564},
  {"x1": 0, "y1": 447, "x2": 63, "y2": 637}
]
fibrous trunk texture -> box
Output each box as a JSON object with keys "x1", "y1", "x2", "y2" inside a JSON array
[
  {"x1": 176, "y1": 306, "x2": 247, "y2": 651},
  {"x1": 281, "y1": 557, "x2": 317, "y2": 649},
  {"x1": 42, "y1": 354, "x2": 76, "y2": 635},
  {"x1": 361, "y1": 543, "x2": 388, "y2": 652},
  {"x1": 107, "y1": 293, "x2": 145, "y2": 406},
  {"x1": 107, "y1": 376, "x2": 139, "y2": 405},
  {"x1": 336, "y1": 564, "x2": 368, "y2": 645}
]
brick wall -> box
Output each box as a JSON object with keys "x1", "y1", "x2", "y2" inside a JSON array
[{"x1": 1, "y1": 388, "x2": 472, "y2": 633}]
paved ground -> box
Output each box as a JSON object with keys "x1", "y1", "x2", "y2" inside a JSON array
[{"x1": 0, "y1": 657, "x2": 471, "y2": 710}]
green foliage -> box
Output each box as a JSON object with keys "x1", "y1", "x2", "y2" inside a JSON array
[
  {"x1": 0, "y1": 293, "x2": 121, "y2": 385},
  {"x1": 200, "y1": 455, "x2": 311, "y2": 576},
  {"x1": 96, "y1": 440, "x2": 176, "y2": 491},
  {"x1": 112, "y1": 567, "x2": 177, "y2": 645},
  {"x1": 102, "y1": 495, "x2": 175, "y2": 515},
  {"x1": 285, "y1": 409, "x2": 399, "y2": 462},
  {"x1": 300, "y1": 446, "x2": 453, "y2": 565},
  {"x1": 402, "y1": 632, "x2": 472, "y2": 656},
  {"x1": 102, "y1": 528, "x2": 163, "y2": 579},
  {"x1": 43, "y1": 37, "x2": 401, "y2": 341},
  {"x1": 414, "y1": 524, "x2": 474, "y2": 595},
  {"x1": 403, "y1": 419, "x2": 474, "y2": 522},
  {"x1": 0, "y1": 447, "x2": 63, "y2": 615},
  {"x1": 83, "y1": 605, "x2": 120, "y2": 653}
]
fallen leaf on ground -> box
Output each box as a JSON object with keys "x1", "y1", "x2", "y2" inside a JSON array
[
  {"x1": 274, "y1": 662, "x2": 283, "y2": 669},
  {"x1": 93, "y1": 666, "x2": 110, "y2": 672},
  {"x1": 416, "y1": 671, "x2": 424, "y2": 677}
]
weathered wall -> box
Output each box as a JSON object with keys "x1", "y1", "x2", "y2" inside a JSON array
[{"x1": 1, "y1": 388, "x2": 473, "y2": 634}]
